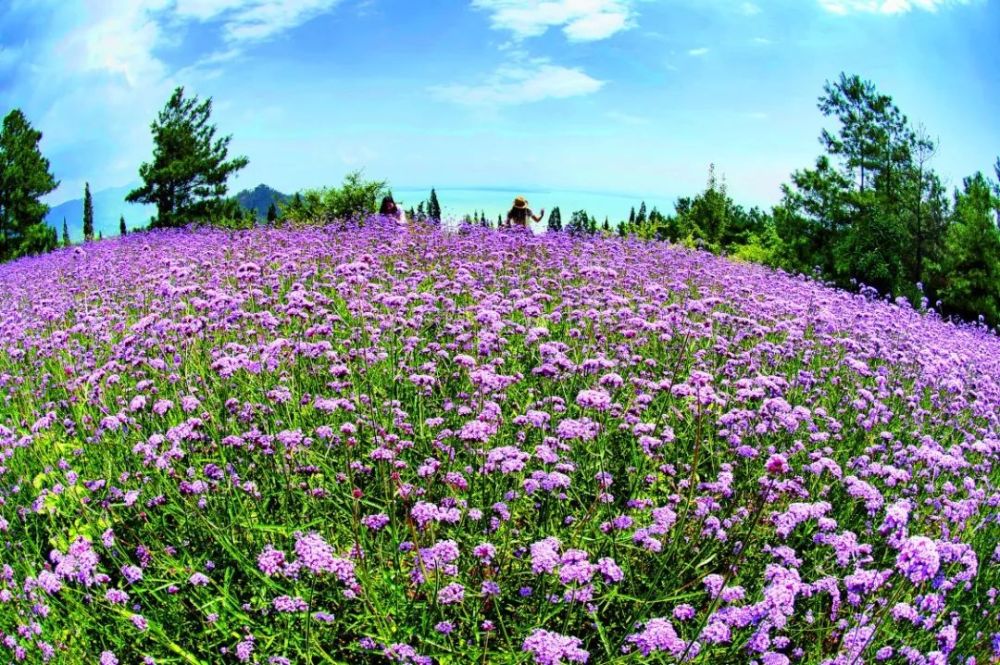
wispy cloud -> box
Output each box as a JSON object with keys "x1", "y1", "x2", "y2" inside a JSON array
[
  {"x1": 606, "y1": 110, "x2": 650, "y2": 126},
  {"x1": 818, "y1": 0, "x2": 970, "y2": 14},
  {"x1": 174, "y1": 0, "x2": 344, "y2": 44},
  {"x1": 471, "y1": 0, "x2": 634, "y2": 41},
  {"x1": 4, "y1": 0, "x2": 347, "y2": 199},
  {"x1": 741, "y1": 2, "x2": 762, "y2": 15},
  {"x1": 431, "y1": 61, "x2": 605, "y2": 107},
  {"x1": 687, "y1": 47, "x2": 710, "y2": 56}
]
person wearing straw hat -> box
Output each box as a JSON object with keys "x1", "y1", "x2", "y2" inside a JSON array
[{"x1": 504, "y1": 196, "x2": 544, "y2": 232}]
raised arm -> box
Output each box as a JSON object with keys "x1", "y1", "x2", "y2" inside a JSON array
[{"x1": 531, "y1": 208, "x2": 545, "y2": 222}]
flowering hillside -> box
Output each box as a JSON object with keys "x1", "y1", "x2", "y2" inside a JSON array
[{"x1": 1, "y1": 221, "x2": 998, "y2": 664}]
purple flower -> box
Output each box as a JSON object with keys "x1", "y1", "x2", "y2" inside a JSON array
[
  {"x1": 896, "y1": 536, "x2": 940, "y2": 584},
  {"x1": 189, "y1": 572, "x2": 210, "y2": 586},
  {"x1": 575, "y1": 388, "x2": 612, "y2": 411},
  {"x1": 258, "y1": 546, "x2": 286, "y2": 576},
  {"x1": 437, "y1": 582, "x2": 465, "y2": 605},
  {"x1": 626, "y1": 618, "x2": 687, "y2": 658},
  {"x1": 522, "y1": 629, "x2": 589, "y2": 664},
  {"x1": 362, "y1": 513, "x2": 390, "y2": 531},
  {"x1": 273, "y1": 595, "x2": 308, "y2": 612}
]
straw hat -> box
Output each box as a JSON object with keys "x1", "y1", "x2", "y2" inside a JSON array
[{"x1": 513, "y1": 196, "x2": 528, "y2": 209}]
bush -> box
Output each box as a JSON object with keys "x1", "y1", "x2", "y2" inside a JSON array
[{"x1": 280, "y1": 171, "x2": 388, "y2": 225}]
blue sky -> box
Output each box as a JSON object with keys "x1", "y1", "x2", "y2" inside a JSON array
[{"x1": 1, "y1": 0, "x2": 997, "y2": 209}]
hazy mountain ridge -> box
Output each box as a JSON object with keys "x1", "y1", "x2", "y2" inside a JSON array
[
  {"x1": 45, "y1": 184, "x2": 155, "y2": 241},
  {"x1": 45, "y1": 183, "x2": 289, "y2": 239},
  {"x1": 235, "y1": 184, "x2": 290, "y2": 219}
]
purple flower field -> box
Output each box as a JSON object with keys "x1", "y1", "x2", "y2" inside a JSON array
[{"x1": 0, "y1": 220, "x2": 998, "y2": 663}]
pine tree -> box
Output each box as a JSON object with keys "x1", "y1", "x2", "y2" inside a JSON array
[
  {"x1": 97, "y1": 231, "x2": 103, "y2": 241},
  {"x1": 127, "y1": 86, "x2": 248, "y2": 228},
  {"x1": 567, "y1": 210, "x2": 591, "y2": 235},
  {"x1": 629, "y1": 207, "x2": 636, "y2": 225},
  {"x1": 617, "y1": 221, "x2": 627, "y2": 237},
  {"x1": 0, "y1": 109, "x2": 60, "y2": 261},
  {"x1": 83, "y1": 182, "x2": 94, "y2": 242},
  {"x1": 937, "y1": 172, "x2": 1000, "y2": 325},
  {"x1": 497, "y1": 214, "x2": 503, "y2": 227},
  {"x1": 547, "y1": 206, "x2": 562, "y2": 232},
  {"x1": 637, "y1": 201, "x2": 647, "y2": 224},
  {"x1": 602, "y1": 216, "x2": 610, "y2": 232},
  {"x1": 62, "y1": 218, "x2": 69, "y2": 247},
  {"x1": 428, "y1": 189, "x2": 442, "y2": 223},
  {"x1": 266, "y1": 202, "x2": 278, "y2": 223},
  {"x1": 119, "y1": 215, "x2": 127, "y2": 237}
]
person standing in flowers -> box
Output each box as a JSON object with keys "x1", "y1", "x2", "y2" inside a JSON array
[
  {"x1": 379, "y1": 195, "x2": 407, "y2": 225},
  {"x1": 504, "y1": 196, "x2": 544, "y2": 232}
]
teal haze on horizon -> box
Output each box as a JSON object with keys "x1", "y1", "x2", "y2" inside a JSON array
[{"x1": 2, "y1": 0, "x2": 998, "y2": 213}]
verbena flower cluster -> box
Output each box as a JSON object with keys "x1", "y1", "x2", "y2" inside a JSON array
[{"x1": 0, "y1": 218, "x2": 998, "y2": 663}]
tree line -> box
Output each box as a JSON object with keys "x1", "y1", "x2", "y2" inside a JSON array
[
  {"x1": 1, "y1": 74, "x2": 998, "y2": 326},
  {"x1": 550, "y1": 74, "x2": 1000, "y2": 327}
]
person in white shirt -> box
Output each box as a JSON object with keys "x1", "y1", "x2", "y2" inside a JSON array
[
  {"x1": 504, "y1": 196, "x2": 544, "y2": 232},
  {"x1": 379, "y1": 195, "x2": 407, "y2": 225}
]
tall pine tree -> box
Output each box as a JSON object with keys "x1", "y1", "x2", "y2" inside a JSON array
[
  {"x1": 937, "y1": 172, "x2": 1000, "y2": 325},
  {"x1": 0, "y1": 109, "x2": 59, "y2": 261},
  {"x1": 428, "y1": 189, "x2": 442, "y2": 223},
  {"x1": 127, "y1": 87, "x2": 248, "y2": 228},
  {"x1": 62, "y1": 218, "x2": 69, "y2": 247},
  {"x1": 547, "y1": 207, "x2": 562, "y2": 232},
  {"x1": 83, "y1": 182, "x2": 94, "y2": 242},
  {"x1": 119, "y1": 215, "x2": 127, "y2": 237}
]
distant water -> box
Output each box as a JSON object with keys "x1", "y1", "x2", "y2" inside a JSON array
[{"x1": 390, "y1": 187, "x2": 675, "y2": 232}]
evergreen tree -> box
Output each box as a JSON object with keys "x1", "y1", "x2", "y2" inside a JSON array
[
  {"x1": 602, "y1": 216, "x2": 610, "y2": 232},
  {"x1": 637, "y1": 201, "x2": 647, "y2": 224},
  {"x1": 428, "y1": 189, "x2": 442, "y2": 223},
  {"x1": 628, "y1": 207, "x2": 636, "y2": 225},
  {"x1": 567, "y1": 210, "x2": 591, "y2": 235},
  {"x1": 62, "y1": 218, "x2": 69, "y2": 247},
  {"x1": 936, "y1": 172, "x2": 1000, "y2": 325},
  {"x1": 0, "y1": 109, "x2": 60, "y2": 261},
  {"x1": 617, "y1": 221, "x2": 627, "y2": 237},
  {"x1": 547, "y1": 206, "x2": 562, "y2": 232},
  {"x1": 266, "y1": 202, "x2": 278, "y2": 223},
  {"x1": 127, "y1": 86, "x2": 248, "y2": 228},
  {"x1": 119, "y1": 215, "x2": 127, "y2": 237},
  {"x1": 281, "y1": 192, "x2": 304, "y2": 220},
  {"x1": 83, "y1": 182, "x2": 94, "y2": 242},
  {"x1": 416, "y1": 202, "x2": 426, "y2": 222},
  {"x1": 497, "y1": 214, "x2": 503, "y2": 227},
  {"x1": 97, "y1": 231, "x2": 103, "y2": 241}
]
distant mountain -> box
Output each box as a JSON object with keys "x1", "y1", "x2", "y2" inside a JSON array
[
  {"x1": 44, "y1": 183, "x2": 290, "y2": 240},
  {"x1": 235, "y1": 184, "x2": 290, "y2": 219},
  {"x1": 45, "y1": 184, "x2": 155, "y2": 242}
]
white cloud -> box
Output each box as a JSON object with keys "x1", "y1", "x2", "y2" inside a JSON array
[
  {"x1": 740, "y1": 2, "x2": 762, "y2": 15},
  {"x1": 431, "y1": 61, "x2": 605, "y2": 107},
  {"x1": 471, "y1": 0, "x2": 634, "y2": 41},
  {"x1": 606, "y1": 110, "x2": 650, "y2": 126},
  {"x1": 818, "y1": 0, "x2": 970, "y2": 14},
  {"x1": 8, "y1": 0, "x2": 345, "y2": 201},
  {"x1": 752, "y1": 36, "x2": 773, "y2": 45},
  {"x1": 687, "y1": 47, "x2": 710, "y2": 56}
]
